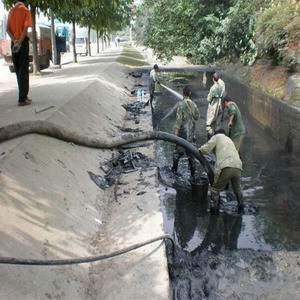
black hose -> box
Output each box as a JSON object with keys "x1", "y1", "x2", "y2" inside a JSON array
[
  {"x1": 0, "y1": 121, "x2": 214, "y2": 184},
  {"x1": 0, "y1": 234, "x2": 174, "y2": 266}
]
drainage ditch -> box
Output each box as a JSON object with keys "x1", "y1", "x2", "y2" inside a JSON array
[{"x1": 151, "y1": 71, "x2": 300, "y2": 299}]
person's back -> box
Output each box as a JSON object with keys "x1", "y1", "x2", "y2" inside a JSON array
[
  {"x1": 207, "y1": 79, "x2": 225, "y2": 103},
  {"x1": 7, "y1": 1, "x2": 32, "y2": 106},
  {"x1": 227, "y1": 102, "x2": 245, "y2": 138},
  {"x1": 214, "y1": 134, "x2": 242, "y2": 169},
  {"x1": 173, "y1": 86, "x2": 199, "y2": 179},
  {"x1": 7, "y1": 2, "x2": 31, "y2": 41},
  {"x1": 147, "y1": 64, "x2": 160, "y2": 107},
  {"x1": 200, "y1": 133, "x2": 242, "y2": 175},
  {"x1": 222, "y1": 96, "x2": 246, "y2": 151},
  {"x1": 199, "y1": 130, "x2": 244, "y2": 213},
  {"x1": 149, "y1": 69, "x2": 156, "y2": 85},
  {"x1": 206, "y1": 73, "x2": 225, "y2": 135},
  {"x1": 176, "y1": 97, "x2": 199, "y2": 142}
]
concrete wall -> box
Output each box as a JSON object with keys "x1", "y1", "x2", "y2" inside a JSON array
[{"x1": 223, "y1": 74, "x2": 300, "y2": 155}]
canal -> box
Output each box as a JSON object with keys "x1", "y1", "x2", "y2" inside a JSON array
[{"x1": 153, "y1": 71, "x2": 300, "y2": 299}]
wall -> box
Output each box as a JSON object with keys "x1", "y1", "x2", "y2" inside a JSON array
[{"x1": 224, "y1": 74, "x2": 300, "y2": 155}]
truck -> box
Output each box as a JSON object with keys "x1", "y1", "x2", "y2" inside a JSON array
[
  {"x1": 0, "y1": 24, "x2": 53, "y2": 72},
  {"x1": 75, "y1": 36, "x2": 88, "y2": 56}
]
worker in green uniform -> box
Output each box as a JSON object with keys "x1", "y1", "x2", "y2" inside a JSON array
[
  {"x1": 222, "y1": 96, "x2": 245, "y2": 151},
  {"x1": 172, "y1": 86, "x2": 200, "y2": 181},
  {"x1": 206, "y1": 72, "x2": 226, "y2": 137},
  {"x1": 199, "y1": 129, "x2": 244, "y2": 214}
]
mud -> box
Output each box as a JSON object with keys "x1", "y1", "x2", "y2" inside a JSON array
[
  {"x1": 152, "y1": 71, "x2": 300, "y2": 299},
  {"x1": 88, "y1": 150, "x2": 155, "y2": 190}
]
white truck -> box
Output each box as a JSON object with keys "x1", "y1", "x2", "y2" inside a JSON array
[{"x1": 75, "y1": 36, "x2": 88, "y2": 56}]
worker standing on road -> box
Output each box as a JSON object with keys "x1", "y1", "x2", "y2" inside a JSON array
[
  {"x1": 222, "y1": 96, "x2": 245, "y2": 152},
  {"x1": 206, "y1": 72, "x2": 225, "y2": 137},
  {"x1": 172, "y1": 86, "x2": 199, "y2": 182},
  {"x1": 6, "y1": 0, "x2": 32, "y2": 106},
  {"x1": 146, "y1": 64, "x2": 160, "y2": 108},
  {"x1": 199, "y1": 129, "x2": 244, "y2": 214}
]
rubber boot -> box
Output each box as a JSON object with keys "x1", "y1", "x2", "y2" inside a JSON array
[
  {"x1": 237, "y1": 195, "x2": 244, "y2": 214},
  {"x1": 172, "y1": 157, "x2": 179, "y2": 175},
  {"x1": 188, "y1": 158, "x2": 196, "y2": 183},
  {"x1": 210, "y1": 191, "x2": 220, "y2": 215}
]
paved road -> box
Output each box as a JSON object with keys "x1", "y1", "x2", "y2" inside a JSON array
[{"x1": 0, "y1": 45, "x2": 121, "y2": 127}]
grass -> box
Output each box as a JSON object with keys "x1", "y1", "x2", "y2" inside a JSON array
[{"x1": 117, "y1": 45, "x2": 149, "y2": 67}]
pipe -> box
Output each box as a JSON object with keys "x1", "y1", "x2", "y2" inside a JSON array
[
  {"x1": 0, "y1": 235, "x2": 174, "y2": 266},
  {"x1": 0, "y1": 121, "x2": 214, "y2": 184}
]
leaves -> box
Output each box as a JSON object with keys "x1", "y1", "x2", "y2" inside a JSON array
[
  {"x1": 134, "y1": 0, "x2": 298, "y2": 67},
  {"x1": 3, "y1": 0, "x2": 131, "y2": 34}
]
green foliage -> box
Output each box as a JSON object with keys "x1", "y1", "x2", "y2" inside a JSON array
[
  {"x1": 134, "y1": 0, "x2": 298, "y2": 67},
  {"x1": 256, "y1": 0, "x2": 300, "y2": 69},
  {"x1": 4, "y1": 0, "x2": 131, "y2": 35}
]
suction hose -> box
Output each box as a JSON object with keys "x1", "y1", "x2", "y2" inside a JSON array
[
  {"x1": 0, "y1": 121, "x2": 214, "y2": 183},
  {"x1": 0, "y1": 121, "x2": 214, "y2": 265}
]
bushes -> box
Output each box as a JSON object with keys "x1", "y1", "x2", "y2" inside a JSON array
[
  {"x1": 256, "y1": 0, "x2": 300, "y2": 70},
  {"x1": 134, "y1": 0, "x2": 299, "y2": 68}
]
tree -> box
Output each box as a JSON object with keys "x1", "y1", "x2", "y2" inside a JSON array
[
  {"x1": 50, "y1": 11, "x2": 58, "y2": 65},
  {"x1": 80, "y1": 0, "x2": 131, "y2": 56}
]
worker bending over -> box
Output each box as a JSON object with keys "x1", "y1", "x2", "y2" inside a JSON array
[
  {"x1": 199, "y1": 129, "x2": 244, "y2": 214},
  {"x1": 173, "y1": 86, "x2": 199, "y2": 181},
  {"x1": 206, "y1": 72, "x2": 225, "y2": 137}
]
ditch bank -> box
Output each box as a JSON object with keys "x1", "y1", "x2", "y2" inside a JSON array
[
  {"x1": 223, "y1": 72, "x2": 300, "y2": 156},
  {"x1": 0, "y1": 55, "x2": 170, "y2": 300},
  {"x1": 151, "y1": 70, "x2": 300, "y2": 299}
]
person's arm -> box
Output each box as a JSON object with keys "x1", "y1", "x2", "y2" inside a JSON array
[
  {"x1": 18, "y1": 26, "x2": 29, "y2": 43},
  {"x1": 207, "y1": 84, "x2": 216, "y2": 103},
  {"x1": 199, "y1": 135, "x2": 217, "y2": 155},
  {"x1": 227, "y1": 104, "x2": 236, "y2": 128},
  {"x1": 6, "y1": 12, "x2": 15, "y2": 42},
  {"x1": 6, "y1": 28, "x2": 15, "y2": 41},
  {"x1": 18, "y1": 9, "x2": 32, "y2": 43}
]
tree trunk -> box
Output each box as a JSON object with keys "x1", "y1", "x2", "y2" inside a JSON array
[
  {"x1": 72, "y1": 20, "x2": 77, "y2": 63},
  {"x1": 96, "y1": 29, "x2": 99, "y2": 54},
  {"x1": 30, "y1": 5, "x2": 40, "y2": 74},
  {"x1": 87, "y1": 26, "x2": 91, "y2": 56},
  {"x1": 101, "y1": 36, "x2": 104, "y2": 51},
  {"x1": 50, "y1": 11, "x2": 58, "y2": 65}
]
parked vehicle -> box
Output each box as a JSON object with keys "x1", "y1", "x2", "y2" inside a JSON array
[
  {"x1": 75, "y1": 37, "x2": 88, "y2": 56},
  {"x1": 0, "y1": 24, "x2": 53, "y2": 72}
]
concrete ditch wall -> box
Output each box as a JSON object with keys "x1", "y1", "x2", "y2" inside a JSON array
[
  {"x1": 223, "y1": 74, "x2": 300, "y2": 155},
  {"x1": 0, "y1": 73, "x2": 170, "y2": 299}
]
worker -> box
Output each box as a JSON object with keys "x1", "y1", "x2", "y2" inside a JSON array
[
  {"x1": 6, "y1": 0, "x2": 32, "y2": 106},
  {"x1": 172, "y1": 86, "x2": 199, "y2": 182},
  {"x1": 199, "y1": 129, "x2": 244, "y2": 214},
  {"x1": 222, "y1": 96, "x2": 245, "y2": 152},
  {"x1": 146, "y1": 64, "x2": 160, "y2": 108},
  {"x1": 206, "y1": 72, "x2": 225, "y2": 137}
]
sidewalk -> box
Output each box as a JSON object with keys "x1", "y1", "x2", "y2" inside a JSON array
[{"x1": 0, "y1": 48, "x2": 170, "y2": 299}]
